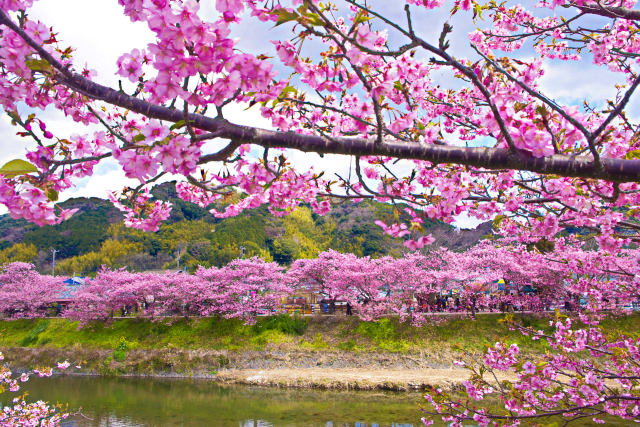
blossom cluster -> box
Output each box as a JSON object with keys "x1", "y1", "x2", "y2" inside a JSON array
[
  {"x1": 0, "y1": 351, "x2": 69, "y2": 426},
  {"x1": 422, "y1": 317, "x2": 640, "y2": 426}
]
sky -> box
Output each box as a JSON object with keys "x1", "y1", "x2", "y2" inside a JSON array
[{"x1": 0, "y1": 0, "x2": 631, "y2": 228}]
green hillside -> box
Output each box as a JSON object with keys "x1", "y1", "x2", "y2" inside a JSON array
[{"x1": 0, "y1": 182, "x2": 489, "y2": 275}]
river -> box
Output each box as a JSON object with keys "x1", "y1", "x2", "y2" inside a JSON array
[
  {"x1": 20, "y1": 375, "x2": 425, "y2": 426},
  {"x1": 19, "y1": 375, "x2": 631, "y2": 426}
]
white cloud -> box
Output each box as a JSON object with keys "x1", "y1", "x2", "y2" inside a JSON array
[
  {"x1": 539, "y1": 61, "x2": 625, "y2": 107},
  {"x1": 453, "y1": 211, "x2": 485, "y2": 229},
  {"x1": 27, "y1": 0, "x2": 154, "y2": 84},
  {"x1": 0, "y1": 115, "x2": 32, "y2": 162},
  {"x1": 65, "y1": 160, "x2": 137, "y2": 199}
]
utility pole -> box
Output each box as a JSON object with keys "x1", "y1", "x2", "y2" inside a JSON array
[
  {"x1": 51, "y1": 248, "x2": 58, "y2": 276},
  {"x1": 176, "y1": 242, "x2": 187, "y2": 270}
]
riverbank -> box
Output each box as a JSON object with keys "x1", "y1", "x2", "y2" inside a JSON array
[
  {"x1": 1, "y1": 314, "x2": 638, "y2": 391},
  {"x1": 214, "y1": 367, "x2": 517, "y2": 391},
  {"x1": 1, "y1": 346, "x2": 519, "y2": 391}
]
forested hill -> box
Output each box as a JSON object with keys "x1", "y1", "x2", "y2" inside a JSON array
[{"x1": 0, "y1": 182, "x2": 491, "y2": 275}]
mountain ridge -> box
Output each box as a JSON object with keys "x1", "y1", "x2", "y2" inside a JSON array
[{"x1": 0, "y1": 182, "x2": 492, "y2": 274}]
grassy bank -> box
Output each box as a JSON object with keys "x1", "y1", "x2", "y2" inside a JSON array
[{"x1": 1, "y1": 313, "x2": 638, "y2": 378}]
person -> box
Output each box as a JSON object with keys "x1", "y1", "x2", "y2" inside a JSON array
[
  {"x1": 564, "y1": 300, "x2": 572, "y2": 312},
  {"x1": 470, "y1": 295, "x2": 477, "y2": 317},
  {"x1": 346, "y1": 302, "x2": 352, "y2": 316}
]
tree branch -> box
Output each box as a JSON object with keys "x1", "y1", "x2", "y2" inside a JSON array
[{"x1": 3, "y1": 9, "x2": 640, "y2": 183}]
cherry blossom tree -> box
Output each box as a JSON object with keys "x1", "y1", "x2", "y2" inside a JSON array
[
  {"x1": 66, "y1": 258, "x2": 289, "y2": 322},
  {"x1": 66, "y1": 268, "x2": 170, "y2": 321},
  {"x1": 192, "y1": 257, "x2": 290, "y2": 320},
  {"x1": 0, "y1": 262, "x2": 64, "y2": 318},
  {"x1": 287, "y1": 250, "x2": 359, "y2": 305},
  {"x1": 420, "y1": 241, "x2": 640, "y2": 426},
  {"x1": 422, "y1": 316, "x2": 640, "y2": 426}
]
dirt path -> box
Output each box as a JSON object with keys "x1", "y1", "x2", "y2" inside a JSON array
[{"x1": 215, "y1": 367, "x2": 517, "y2": 391}]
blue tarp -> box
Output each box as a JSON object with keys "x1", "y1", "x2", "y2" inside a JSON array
[{"x1": 57, "y1": 277, "x2": 86, "y2": 300}]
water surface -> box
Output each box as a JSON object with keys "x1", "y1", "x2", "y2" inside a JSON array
[
  {"x1": 20, "y1": 376, "x2": 629, "y2": 426},
  {"x1": 21, "y1": 375, "x2": 424, "y2": 426}
]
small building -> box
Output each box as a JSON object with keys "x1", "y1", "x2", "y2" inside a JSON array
[{"x1": 54, "y1": 277, "x2": 87, "y2": 314}]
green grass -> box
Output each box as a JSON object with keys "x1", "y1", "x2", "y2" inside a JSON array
[
  {"x1": 252, "y1": 315, "x2": 308, "y2": 336},
  {"x1": 0, "y1": 313, "x2": 638, "y2": 357},
  {"x1": 299, "y1": 333, "x2": 329, "y2": 350},
  {"x1": 18, "y1": 319, "x2": 50, "y2": 346},
  {"x1": 0, "y1": 316, "x2": 307, "y2": 352},
  {"x1": 345, "y1": 312, "x2": 640, "y2": 354}
]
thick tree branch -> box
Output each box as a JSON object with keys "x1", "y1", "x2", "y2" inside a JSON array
[
  {"x1": 3, "y1": 9, "x2": 640, "y2": 183},
  {"x1": 51, "y1": 70, "x2": 640, "y2": 183},
  {"x1": 577, "y1": 3, "x2": 640, "y2": 20}
]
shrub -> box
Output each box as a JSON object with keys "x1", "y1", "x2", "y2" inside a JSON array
[
  {"x1": 113, "y1": 337, "x2": 129, "y2": 362},
  {"x1": 19, "y1": 320, "x2": 50, "y2": 346},
  {"x1": 252, "y1": 314, "x2": 308, "y2": 336}
]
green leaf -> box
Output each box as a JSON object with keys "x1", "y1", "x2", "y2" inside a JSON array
[
  {"x1": 133, "y1": 134, "x2": 146, "y2": 142},
  {"x1": 274, "y1": 9, "x2": 299, "y2": 27},
  {"x1": 170, "y1": 120, "x2": 186, "y2": 130},
  {"x1": 303, "y1": 12, "x2": 323, "y2": 26},
  {"x1": 47, "y1": 188, "x2": 58, "y2": 202},
  {"x1": 473, "y1": 3, "x2": 484, "y2": 19},
  {"x1": 535, "y1": 105, "x2": 548, "y2": 116},
  {"x1": 410, "y1": 222, "x2": 424, "y2": 233},
  {"x1": 25, "y1": 58, "x2": 53, "y2": 73},
  {"x1": 278, "y1": 85, "x2": 298, "y2": 100},
  {"x1": 492, "y1": 214, "x2": 506, "y2": 227},
  {"x1": 353, "y1": 11, "x2": 372, "y2": 26},
  {"x1": 0, "y1": 159, "x2": 38, "y2": 177},
  {"x1": 625, "y1": 149, "x2": 640, "y2": 160}
]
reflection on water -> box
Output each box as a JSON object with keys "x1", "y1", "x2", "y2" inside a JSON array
[
  {"x1": 22, "y1": 375, "x2": 424, "y2": 427},
  {"x1": 236, "y1": 423, "x2": 416, "y2": 427}
]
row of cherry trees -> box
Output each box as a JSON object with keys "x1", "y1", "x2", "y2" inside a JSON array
[
  {"x1": 1, "y1": 241, "x2": 639, "y2": 425},
  {"x1": 0, "y1": 241, "x2": 636, "y2": 324}
]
